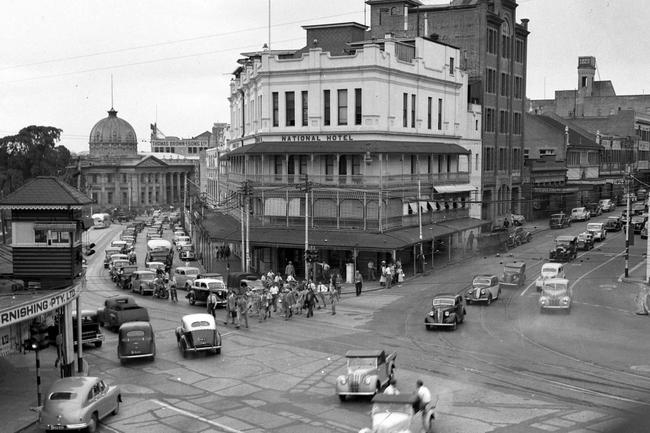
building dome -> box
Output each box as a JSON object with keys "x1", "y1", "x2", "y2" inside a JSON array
[{"x1": 88, "y1": 108, "x2": 137, "y2": 157}]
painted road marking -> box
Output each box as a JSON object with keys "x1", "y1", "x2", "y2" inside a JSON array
[{"x1": 151, "y1": 399, "x2": 244, "y2": 433}]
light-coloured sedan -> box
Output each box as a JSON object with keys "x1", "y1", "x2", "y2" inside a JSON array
[
  {"x1": 570, "y1": 207, "x2": 590, "y2": 221},
  {"x1": 39, "y1": 376, "x2": 121, "y2": 432}
]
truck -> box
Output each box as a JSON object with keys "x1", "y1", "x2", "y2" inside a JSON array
[
  {"x1": 97, "y1": 295, "x2": 150, "y2": 331},
  {"x1": 71, "y1": 310, "x2": 105, "y2": 348},
  {"x1": 146, "y1": 239, "x2": 174, "y2": 269}
]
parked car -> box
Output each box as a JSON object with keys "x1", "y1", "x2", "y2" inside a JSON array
[
  {"x1": 118, "y1": 321, "x2": 155, "y2": 364},
  {"x1": 71, "y1": 310, "x2": 104, "y2": 348},
  {"x1": 604, "y1": 216, "x2": 622, "y2": 232},
  {"x1": 130, "y1": 270, "x2": 157, "y2": 295},
  {"x1": 511, "y1": 213, "x2": 526, "y2": 226},
  {"x1": 424, "y1": 293, "x2": 466, "y2": 330},
  {"x1": 103, "y1": 246, "x2": 122, "y2": 269},
  {"x1": 97, "y1": 295, "x2": 150, "y2": 331},
  {"x1": 499, "y1": 262, "x2": 526, "y2": 289},
  {"x1": 570, "y1": 207, "x2": 590, "y2": 222},
  {"x1": 599, "y1": 198, "x2": 616, "y2": 212},
  {"x1": 632, "y1": 202, "x2": 647, "y2": 216},
  {"x1": 642, "y1": 221, "x2": 648, "y2": 239},
  {"x1": 110, "y1": 240, "x2": 129, "y2": 253},
  {"x1": 109, "y1": 259, "x2": 130, "y2": 282},
  {"x1": 187, "y1": 278, "x2": 227, "y2": 306},
  {"x1": 586, "y1": 222, "x2": 607, "y2": 241},
  {"x1": 115, "y1": 265, "x2": 138, "y2": 290},
  {"x1": 38, "y1": 376, "x2": 121, "y2": 433},
  {"x1": 175, "y1": 313, "x2": 222, "y2": 357},
  {"x1": 629, "y1": 214, "x2": 648, "y2": 234},
  {"x1": 172, "y1": 230, "x2": 186, "y2": 244},
  {"x1": 549, "y1": 235, "x2": 578, "y2": 262},
  {"x1": 511, "y1": 226, "x2": 532, "y2": 245},
  {"x1": 539, "y1": 278, "x2": 572, "y2": 313},
  {"x1": 585, "y1": 202, "x2": 603, "y2": 217},
  {"x1": 535, "y1": 263, "x2": 566, "y2": 292},
  {"x1": 549, "y1": 213, "x2": 571, "y2": 229},
  {"x1": 576, "y1": 232, "x2": 595, "y2": 251},
  {"x1": 336, "y1": 349, "x2": 397, "y2": 401},
  {"x1": 176, "y1": 235, "x2": 191, "y2": 251},
  {"x1": 466, "y1": 274, "x2": 500, "y2": 305},
  {"x1": 172, "y1": 266, "x2": 201, "y2": 290},
  {"x1": 179, "y1": 244, "x2": 196, "y2": 261},
  {"x1": 145, "y1": 261, "x2": 166, "y2": 273}
]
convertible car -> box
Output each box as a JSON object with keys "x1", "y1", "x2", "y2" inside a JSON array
[{"x1": 175, "y1": 313, "x2": 222, "y2": 357}]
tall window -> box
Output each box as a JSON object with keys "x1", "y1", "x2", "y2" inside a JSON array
[
  {"x1": 411, "y1": 94, "x2": 416, "y2": 128},
  {"x1": 499, "y1": 110, "x2": 509, "y2": 134},
  {"x1": 272, "y1": 92, "x2": 279, "y2": 127},
  {"x1": 354, "y1": 88, "x2": 362, "y2": 125},
  {"x1": 274, "y1": 155, "x2": 283, "y2": 180},
  {"x1": 486, "y1": 68, "x2": 496, "y2": 94},
  {"x1": 285, "y1": 91, "x2": 295, "y2": 126},
  {"x1": 485, "y1": 108, "x2": 495, "y2": 132},
  {"x1": 337, "y1": 89, "x2": 348, "y2": 125},
  {"x1": 437, "y1": 98, "x2": 443, "y2": 130},
  {"x1": 515, "y1": 39, "x2": 524, "y2": 63},
  {"x1": 325, "y1": 155, "x2": 335, "y2": 181},
  {"x1": 498, "y1": 148, "x2": 505, "y2": 170},
  {"x1": 351, "y1": 156, "x2": 361, "y2": 176},
  {"x1": 427, "y1": 97, "x2": 432, "y2": 129},
  {"x1": 500, "y1": 73, "x2": 509, "y2": 97},
  {"x1": 449, "y1": 57, "x2": 455, "y2": 75},
  {"x1": 323, "y1": 90, "x2": 331, "y2": 126},
  {"x1": 487, "y1": 28, "x2": 498, "y2": 54},
  {"x1": 403, "y1": 93, "x2": 408, "y2": 127},
  {"x1": 301, "y1": 91, "x2": 308, "y2": 126},
  {"x1": 513, "y1": 112, "x2": 522, "y2": 135},
  {"x1": 514, "y1": 76, "x2": 523, "y2": 99}
]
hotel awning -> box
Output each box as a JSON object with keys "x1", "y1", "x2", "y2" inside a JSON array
[{"x1": 434, "y1": 184, "x2": 476, "y2": 194}]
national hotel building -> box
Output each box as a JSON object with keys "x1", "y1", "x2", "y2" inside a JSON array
[{"x1": 217, "y1": 11, "x2": 486, "y2": 275}]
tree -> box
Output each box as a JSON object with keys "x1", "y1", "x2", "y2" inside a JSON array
[{"x1": 0, "y1": 126, "x2": 72, "y2": 195}]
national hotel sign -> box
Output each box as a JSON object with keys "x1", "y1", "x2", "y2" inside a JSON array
[{"x1": 255, "y1": 133, "x2": 355, "y2": 143}]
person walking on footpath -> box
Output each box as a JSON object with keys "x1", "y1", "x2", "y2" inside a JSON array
[
  {"x1": 237, "y1": 295, "x2": 249, "y2": 329},
  {"x1": 225, "y1": 291, "x2": 238, "y2": 326},
  {"x1": 367, "y1": 260, "x2": 376, "y2": 281},
  {"x1": 379, "y1": 261, "x2": 387, "y2": 287},
  {"x1": 285, "y1": 260, "x2": 296, "y2": 279},
  {"x1": 354, "y1": 269, "x2": 363, "y2": 296},
  {"x1": 305, "y1": 286, "x2": 316, "y2": 318},
  {"x1": 329, "y1": 283, "x2": 337, "y2": 315},
  {"x1": 270, "y1": 283, "x2": 279, "y2": 312},
  {"x1": 316, "y1": 280, "x2": 328, "y2": 309}
]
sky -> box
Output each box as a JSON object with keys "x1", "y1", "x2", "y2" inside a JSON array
[{"x1": 1, "y1": 0, "x2": 648, "y2": 154}]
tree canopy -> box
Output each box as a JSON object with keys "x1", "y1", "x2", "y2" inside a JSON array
[{"x1": 0, "y1": 126, "x2": 73, "y2": 196}]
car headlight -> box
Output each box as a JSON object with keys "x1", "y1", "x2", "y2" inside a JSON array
[
  {"x1": 364, "y1": 376, "x2": 372, "y2": 385},
  {"x1": 338, "y1": 376, "x2": 347, "y2": 385},
  {"x1": 539, "y1": 297, "x2": 548, "y2": 305},
  {"x1": 428, "y1": 311, "x2": 434, "y2": 317},
  {"x1": 480, "y1": 289, "x2": 486, "y2": 295},
  {"x1": 444, "y1": 311, "x2": 449, "y2": 317},
  {"x1": 561, "y1": 297, "x2": 570, "y2": 304}
]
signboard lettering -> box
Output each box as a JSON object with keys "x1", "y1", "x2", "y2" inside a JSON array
[
  {"x1": 0, "y1": 286, "x2": 79, "y2": 326},
  {"x1": 280, "y1": 134, "x2": 353, "y2": 142}
]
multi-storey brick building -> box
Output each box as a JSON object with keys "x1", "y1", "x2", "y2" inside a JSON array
[
  {"x1": 211, "y1": 22, "x2": 485, "y2": 279},
  {"x1": 366, "y1": 0, "x2": 529, "y2": 221},
  {"x1": 150, "y1": 123, "x2": 211, "y2": 157}
]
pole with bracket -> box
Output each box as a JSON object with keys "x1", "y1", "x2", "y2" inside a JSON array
[{"x1": 625, "y1": 165, "x2": 631, "y2": 278}]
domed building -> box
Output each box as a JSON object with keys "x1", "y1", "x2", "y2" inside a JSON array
[{"x1": 80, "y1": 107, "x2": 196, "y2": 213}]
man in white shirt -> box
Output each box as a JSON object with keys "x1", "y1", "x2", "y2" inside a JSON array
[
  {"x1": 383, "y1": 378, "x2": 399, "y2": 395},
  {"x1": 415, "y1": 379, "x2": 432, "y2": 412}
]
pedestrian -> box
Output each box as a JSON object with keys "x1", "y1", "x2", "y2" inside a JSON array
[
  {"x1": 368, "y1": 260, "x2": 376, "y2": 281},
  {"x1": 237, "y1": 295, "x2": 249, "y2": 329},
  {"x1": 316, "y1": 280, "x2": 328, "y2": 309},
  {"x1": 226, "y1": 291, "x2": 238, "y2": 326},
  {"x1": 305, "y1": 287, "x2": 316, "y2": 318},
  {"x1": 329, "y1": 283, "x2": 337, "y2": 315},
  {"x1": 269, "y1": 283, "x2": 279, "y2": 312},
  {"x1": 384, "y1": 378, "x2": 399, "y2": 395},
  {"x1": 264, "y1": 289, "x2": 273, "y2": 319},
  {"x1": 54, "y1": 332, "x2": 63, "y2": 368},
  {"x1": 281, "y1": 289, "x2": 291, "y2": 320},
  {"x1": 285, "y1": 260, "x2": 296, "y2": 279},
  {"x1": 354, "y1": 269, "x2": 363, "y2": 296},
  {"x1": 415, "y1": 379, "x2": 433, "y2": 416},
  {"x1": 207, "y1": 290, "x2": 218, "y2": 319},
  {"x1": 169, "y1": 283, "x2": 178, "y2": 303},
  {"x1": 379, "y1": 261, "x2": 387, "y2": 287}
]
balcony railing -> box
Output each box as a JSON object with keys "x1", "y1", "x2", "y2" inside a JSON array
[{"x1": 223, "y1": 172, "x2": 470, "y2": 188}]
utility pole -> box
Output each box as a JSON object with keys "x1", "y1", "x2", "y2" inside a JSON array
[
  {"x1": 625, "y1": 165, "x2": 632, "y2": 278},
  {"x1": 297, "y1": 175, "x2": 313, "y2": 280},
  {"x1": 240, "y1": 181, "x2": 253, "y2": 272}
]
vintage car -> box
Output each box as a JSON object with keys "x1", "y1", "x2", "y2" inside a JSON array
[
  {"x1": 130, "y1": 270, "x2": 157, "y2": 295},
  {"x1": 632, "y1": 202, "x2": 647, "y2": 216},
  {"x1": 499, "y1": 262, "x2": 526, "y2": 289},
  {"x1": 146, "y1": 231, "x2": 162, "y2": 241},
  {"x1": 629, "y1": 214, "x2": 648, "y2": 234},
  {"x1": 539, "y1": 278, "x2": 572, "y2": 313},
  {"x1": 187, "y1": 278, "x2": 227, "y2": 306},
  {"x1": 336, "y1": 349, "x2": 397, "y2": 401},
  {"x1": 103, "y1": 246, "x2": 122, "y2": 268},
  {"x1": 511, "y1": 213, "x2": 526, "y2": 226},
  {"x1": 604, "y1": 216, "x2": 623, "y2": 232},
  {"x1": 585, "y1": 202, "x2": 603, "y2": 217},
  {"x1": 172, "y1": 266, "x2": 201, "y2": 290},
  {"x1": 549, "y1": 235, "x2": 578, "y2": 262},
  {"x1": 109, "y1": 259, "x2": 131, "y2": 282},
  {"x1": 145, "y1": 261, "x2": 166, "y2": 273},
  {"x1": 535, "y1": 263, "x2": 566, "y2": 292},
  {"x1": 179, "y1": 244, "x2": 196, "y2": 261},
  {"x1": 586, "y1": 222, "x2": 607, "y2": 241},
  {"x1": 511, "y1": 226, "x2": 532, "y2": 245},
  {"x1": 576, "y1": 232, "x2": 595, "y2": 251},
  {"x1": 549, "y1": 213, "x2": 571, "y2": 229},
  {"x1": 71, "y1": 310, "x2": 104, "y2": 348},
  {"x1": 172, "y1": 230, "x2": 186, "y2": 244},
  {"x1": 642, "y1": 221, "x2": 648, "y2": 239},
  {"x1": 115, "y1": 264, "x2": 138, "y2": 290},
  {"x1": 175, "y1": 313, "x2": 222, "y2": 357},
  {"x1": 599, "y1": 198, "x2": 616, "y2": 212},
  {"x1": 97, "y1": 295, "x2": 150, "y2": 331},
  {"x1": 110, "y1": 240, "x2": 129, "y2": 253},
  {"x1": 176, "y1": 235, "x2": 191, "y2": 250},
  {"x1": 38, "y1": 376, "x2": 121, "y2": 433},
  {"x1": 424, "y1": 293, "x2": 466, "y2": 329},
  {"x1": 570, "y1": 207, "x2": 590, "y2": 222},
  {"x1": 358, "y1": 393, "x2": 436, "y2": 433},
  {"x1": 466, "y1": 274, "x2": 500, "y2": 304},
  {"x1": 118, "y1": 321, "x2": 155, "y2": 364}
]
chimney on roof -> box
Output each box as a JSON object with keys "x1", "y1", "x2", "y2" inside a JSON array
[
  {"x1": 429, "y1": 33, "x2": 439, "y2": 41},
  {"x1": 521, "y1": 18, "x2": 529, "y2": 30}
]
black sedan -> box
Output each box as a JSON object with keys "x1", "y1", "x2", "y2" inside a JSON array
[{"x1": 425, "y1": 293, "x2": 466, "y2": 330}]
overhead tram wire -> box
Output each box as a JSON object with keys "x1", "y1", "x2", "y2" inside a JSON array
[{"x1": 0, "y1": 9, "x2": 364, "y2": 72}]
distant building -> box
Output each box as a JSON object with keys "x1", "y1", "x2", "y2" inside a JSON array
[
  {"x1": 208, "y1": 21, "x2": 484, "y2": 278},
  {"x1": 80, "y1": 108, "x2": 195, "y2": 213},
  {"x1": 150, "y1": 123, "x2": 211, "y2": 157}
]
